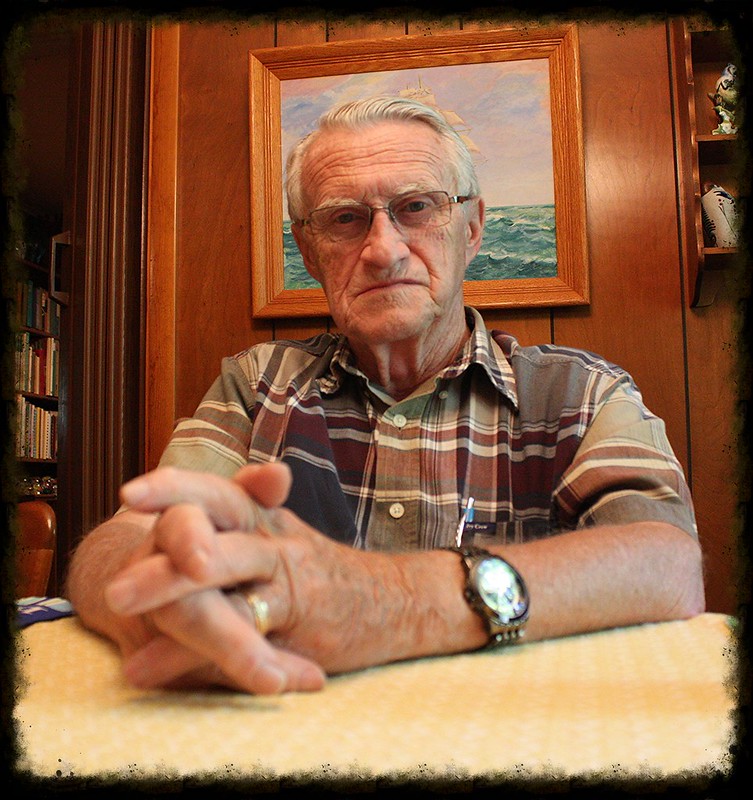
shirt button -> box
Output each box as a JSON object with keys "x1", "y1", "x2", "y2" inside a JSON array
[
  {"x1": 392, "y1": 413, "x2": 407, "y2": 429},
  {"x1": 438, "y1": 390, "x2": 449, "y2": 400},
  {"x1": 389, "y1": 502, "x2": 405, "y2": 519}
]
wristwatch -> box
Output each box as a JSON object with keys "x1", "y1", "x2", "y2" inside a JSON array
[{"x1": 449, "y1": 545, "x2": 529, "y2": 647}]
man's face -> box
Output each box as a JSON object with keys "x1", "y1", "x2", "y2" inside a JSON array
[{"x1": 292, "y1": 121, "x2": 484, "y2": 349}]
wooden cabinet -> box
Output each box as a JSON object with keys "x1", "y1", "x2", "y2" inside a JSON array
[{"x1": 669, "y1": 20, "x2": 741, "y2": 307}]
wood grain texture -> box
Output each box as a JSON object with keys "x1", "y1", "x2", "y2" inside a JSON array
[
  {"x1": 326, "y1": 18, "x2": 406, "y2": 42},
  {"x1": 276, "y1": 19, "x2": 327, "y2": 47},
  {"x1": 482, "y1": 309, "x2": 552, "y2": 346},
  {"x1": 667, "y1": 19, "x2": 703, "y2": 308},
  {"x1": 145, "y1": 25, "x2": 179, "y2": 470},
  {"x1": 685, "y1": 271, "x2": 741, "y2": 613},
  {"x1": 174, "y1": 22, "x2": 277, "y2": 420}
]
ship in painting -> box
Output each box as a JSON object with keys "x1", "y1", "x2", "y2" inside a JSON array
[{"x1": 399, "y1": 77, "x2": 485, "y2": 163}]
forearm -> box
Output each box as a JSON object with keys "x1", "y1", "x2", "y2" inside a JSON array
[
  {"x1": 65, "y1": 510, "x2": 158, "y2": 654},
  {"x1": 494, "y1": 521, "x2": 705, "y2": 641},
  {"x1": 387, "y1": 521, "x2": 705, "y2": 663}
]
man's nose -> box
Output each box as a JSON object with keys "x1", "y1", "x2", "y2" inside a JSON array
[{"x1": 360, "y1": 207, "x2": 410, "y2": 265}]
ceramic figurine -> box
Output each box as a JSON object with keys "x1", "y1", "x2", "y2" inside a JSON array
[
  {"x1": 712, "y1": 104, "x2": 736, "y2": 135},
  {"x1": 701, "y1": 183, "x2": 738, "y2": 248},
  {"x1": 708, "y1": 63, "x2": 739, "y2": 134}
]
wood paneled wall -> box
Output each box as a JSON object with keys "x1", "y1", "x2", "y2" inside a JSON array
[
  {"x1": 56, "y1": 22, "x2": 146, "y2": 591},
  {"x1": 145, "y1": 16, "x2": 741, "y2": 614}
]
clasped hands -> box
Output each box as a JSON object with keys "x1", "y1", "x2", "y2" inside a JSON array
[{"x1": 103, "y1": 463, "x2": 400, "y2": 695}]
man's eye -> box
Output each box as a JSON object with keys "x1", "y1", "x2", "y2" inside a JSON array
[
  {"x1": 324, "y1": 207, "x2": 368, "y2": 227},
  {"x1": 332, "y1": 210, "x2": 359, "y2": 225},
  {"x1": 395, "y1": 195, "x2": 435, "y2": 216}
]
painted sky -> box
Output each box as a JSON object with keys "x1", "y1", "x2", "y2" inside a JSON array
[{"x1": 280, "y1": 58, "x2": 554, "y2": 211}]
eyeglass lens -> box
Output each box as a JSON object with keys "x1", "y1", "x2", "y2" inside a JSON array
[{"x1": 307, "y1": 191, "x2": 457, "y2": 242}]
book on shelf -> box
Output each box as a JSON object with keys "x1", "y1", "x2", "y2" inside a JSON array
[
  {"x1": 16, "y1": 279, "x2": 62, "y2": 334},
  {"x1": 15, "y1": 333, "x2": 59, "y2": 397},
  {"x1": 16, "y1": 396, "x2": 58, "y2": 460}
]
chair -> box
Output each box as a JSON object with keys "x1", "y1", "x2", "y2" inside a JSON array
[{"x1": 15, "y1": 500, "x2": 57, "y2": 598}]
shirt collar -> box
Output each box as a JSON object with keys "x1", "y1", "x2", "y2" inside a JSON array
[
  {"x1": 448, "y1": 307, "x2": 519, "y2": 409},
  {"x1": 318, "y1": 306, "x2": 518, "y2": 409}
]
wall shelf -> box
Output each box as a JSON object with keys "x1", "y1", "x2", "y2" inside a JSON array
[{"x1": 669, "y1": 21, "x2": 740, "y2": 307}]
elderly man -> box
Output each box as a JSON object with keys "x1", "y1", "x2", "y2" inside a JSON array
[{"x1": 67, "y1": 96, "x2": 704, "y2": 695}]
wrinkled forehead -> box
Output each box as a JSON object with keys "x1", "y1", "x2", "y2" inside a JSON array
[{"x1": 300, "y1": 120, "x2": 454, "y2": 205}]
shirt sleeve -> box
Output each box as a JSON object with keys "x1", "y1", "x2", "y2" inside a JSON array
[
  {"x1": 553, "y1": 376, "x2": 698, "y2": 538},
  {"x1": 157, "y1": 357, "x2": 256, "y2": 478}
]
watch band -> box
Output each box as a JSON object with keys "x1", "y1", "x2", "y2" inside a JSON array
[{"x1": 447, "y1": 545, "x2": 529, "y2": 648}]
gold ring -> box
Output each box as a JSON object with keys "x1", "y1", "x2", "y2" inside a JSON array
[{"x1": 240, "y1": 590, "x2": 270, "y2": 637}]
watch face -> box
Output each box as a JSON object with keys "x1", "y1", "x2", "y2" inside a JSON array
[{"x1": 475, "y1": 558, "x2": 527, "y2": 623}]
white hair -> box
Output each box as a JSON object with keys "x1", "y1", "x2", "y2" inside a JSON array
[{"x1": 285, "y1": 95, "x2": 480, "y2": 222}]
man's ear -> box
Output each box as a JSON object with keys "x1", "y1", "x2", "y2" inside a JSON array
[
  {"x1": 464, "y1": 197, "x2": 485, "y2": 266},
  {"x1": 291, "y1": 223, "x2": 323, "y2": 283}
]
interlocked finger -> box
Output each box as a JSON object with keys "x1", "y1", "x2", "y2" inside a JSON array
[
  {"x1": 106, "y1": 531, "x2": 281, "y2": 617},
  {"x1": 120, "y1": 467, "x2": 274, "y2": 533},
  {"x1": 121, "y1": 587, "x2": 324, "y2": 694}
]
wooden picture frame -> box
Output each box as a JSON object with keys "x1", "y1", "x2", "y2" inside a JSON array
[{"x1": 249, "y1": 25, "x2": 588, "y2": 318}]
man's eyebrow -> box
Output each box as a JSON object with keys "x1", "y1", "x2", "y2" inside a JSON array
[
  {"x1": 316, "y1": 185, "x2": 434, "y2": 207},
  {"x1": 313, "y1": 196, "x2": 364, "y2": 208}
]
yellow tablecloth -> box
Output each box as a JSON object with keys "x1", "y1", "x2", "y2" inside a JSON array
[{"x1": 13, "y1": 613, "x2": 737, "y2": 785}]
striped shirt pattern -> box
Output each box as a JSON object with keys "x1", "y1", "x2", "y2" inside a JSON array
[{"x1": 159, "y1": 308, "x2": 697, "y2": 551}]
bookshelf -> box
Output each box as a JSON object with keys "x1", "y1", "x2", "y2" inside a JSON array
[{"x1": 14, "y1": 216, "x2": 66, "y2": 504}]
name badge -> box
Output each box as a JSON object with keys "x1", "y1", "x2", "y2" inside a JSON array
[{"x1": 460, "y1": 521, "x2": 496, "y2": 545}]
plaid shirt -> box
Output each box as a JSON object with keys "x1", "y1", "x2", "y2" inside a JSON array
[{"x1": 159, "y1": 308, "x2": 697, "y2": 550}]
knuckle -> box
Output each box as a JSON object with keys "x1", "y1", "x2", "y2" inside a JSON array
[
  {"x1": 154, "y1": 503, "x2": 200, "y2": 544},
  {"x1": 156, "y1": 465, "x2": 183, "y2": 490}
]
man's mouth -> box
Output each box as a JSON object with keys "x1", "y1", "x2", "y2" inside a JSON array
[{"x1": 360, "y1": 280, "x2": 422, "y2": 295}]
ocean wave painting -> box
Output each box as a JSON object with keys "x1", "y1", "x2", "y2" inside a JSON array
[
  {"x1": 282, "y1": 221, "x2": 314, "y2": 289},
  {"x1": 466, "y1": 204, "x2": 557, "y2": 281},
  {"x1": 282, "y1": 203, "x2": 557, "y2": 289}
]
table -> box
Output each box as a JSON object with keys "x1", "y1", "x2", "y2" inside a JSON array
[{"x1": 13, "y1": 612, "x2": 737, "y2": 790}]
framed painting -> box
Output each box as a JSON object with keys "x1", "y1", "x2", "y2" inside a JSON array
[{"x1": 248, "y1": 25, "x2": 588, "y2": 318}]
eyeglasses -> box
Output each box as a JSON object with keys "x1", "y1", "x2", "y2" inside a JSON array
[{"x1": 298, "y1": 190, "x2": 473, "y2": 243}]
